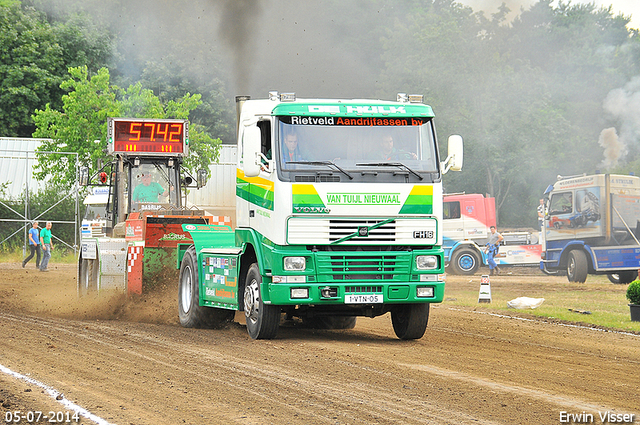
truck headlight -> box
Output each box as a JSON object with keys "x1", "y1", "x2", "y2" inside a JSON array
[
  {"x1": 417, "y1": 286, "x2": 435, "y2": 298},
  {"x1": 416, "y1": 255, "x2": 438, "y2": 270},
  {"x1": 284, "y1": 256, "x2": 306, "y2": 271},
  {"x1": 290, "y1": 288, "x2": 309, "y2": 299}
]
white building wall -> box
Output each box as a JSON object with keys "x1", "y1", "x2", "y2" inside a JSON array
[
  {"x1": 187, "y1": 145, "x2": 237, "y2": 222},
  {"x1": 0, "y1": 138, "x2": 52, "y2": 199}
]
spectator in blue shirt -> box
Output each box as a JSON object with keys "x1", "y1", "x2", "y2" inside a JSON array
[{"x1": 22, "y1": 221, "x2": 40, "y2": 268}]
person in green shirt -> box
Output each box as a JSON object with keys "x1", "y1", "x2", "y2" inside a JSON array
[
  {"x1": 39, "y1": 221, "x2": 53, "y2": 272},
  {"x1": 132, "y1": 172, "x2": 169, "y2": 203}
]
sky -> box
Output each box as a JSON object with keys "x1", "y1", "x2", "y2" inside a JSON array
[{"x1": 460, "y1": 0, "x2": 640, "y2": 29}]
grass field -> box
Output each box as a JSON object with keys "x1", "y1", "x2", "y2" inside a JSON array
[
  {"x1": 1, "y1": 247, "x2": 77, "y2": 264},
  {"x1": 444, "y1": 269, "x2": 640, "y2": 334}
]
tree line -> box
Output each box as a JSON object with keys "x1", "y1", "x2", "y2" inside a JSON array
[{"x1": 1, "y1": 0, "x2": 639, "y2": 228}]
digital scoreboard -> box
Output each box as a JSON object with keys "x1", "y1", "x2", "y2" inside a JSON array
[{"x1": 107, "y1": 118, "x2": 188, "y2": 156}]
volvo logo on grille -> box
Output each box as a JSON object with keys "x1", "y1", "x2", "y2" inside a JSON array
[
  {"x1": 358, "y1": 226, "x2": 369, "y2": 237},
  {"x1": 294, "y1": 206, "x2": 331, "y2": 213},
  {"x1": 413, "y1": 230, "x2": 434, "y2": 239}
]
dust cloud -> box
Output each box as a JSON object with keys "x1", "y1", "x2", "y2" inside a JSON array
[{"x1": 0, "y1": 264, "x2": 178, "y2": 325}]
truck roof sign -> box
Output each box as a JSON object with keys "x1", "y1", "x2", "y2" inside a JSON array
[
  {"x1": 107, "y1": 117, "x2": 189, "y2": 156},
  {"x1": 271, "y1": 101, "x2": 434, "y2": 118}
]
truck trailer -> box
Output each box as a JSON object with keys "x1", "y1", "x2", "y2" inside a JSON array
[
  {"x1": 541, "y1": 173, "x2": 640, "y2": 283},
  {"x1": 176, "y1": 92, "x2": 463, "y2": 340}
]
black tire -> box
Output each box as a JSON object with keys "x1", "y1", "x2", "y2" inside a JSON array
[
  {"x1": 606, "y1": 273, "x2": 620, "y2": 284},
  {"x1": 450, "y1": 248, "x2": 480, "y2": 275},
  {"x1": 567, "y1": 250, "x2": 588, "y2": 283},
  {"x1": 391, "y1": 304, "x2": 430, "y2": 340},
  {"x1": 178, "y1": 246, "x2": 234, "y2": 328},
  {"x1": 304, "y1": 316, "x2": 357, "y2": 329},
  {"x1": 608, "y1": 271, "x2": 636, "y2": 284},
  {"x1": 244, "y1": 263, "x2": 280, "y2": 339},
  {"x1": 78, "y1": 257, "x2": 98, "y2": 297}
]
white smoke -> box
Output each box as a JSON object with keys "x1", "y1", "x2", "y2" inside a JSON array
[
  {"x1": 600, "y1": 76, "x2": 640, "y2": 168},
  {"x1": 598, "y1": 127, "x2": 624, "y2": 168}
]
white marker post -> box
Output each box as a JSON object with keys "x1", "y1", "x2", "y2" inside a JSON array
[{"x1": 478, "y1": 274, "x2": 492, "y2": 303}]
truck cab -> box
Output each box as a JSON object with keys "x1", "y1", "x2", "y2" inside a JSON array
[
  {"x1": 178, "y1": 93, "x2": 464, "y2": 340},
  {"x1": 541, "y1": 174, "x2": 640, "y2": 283}
]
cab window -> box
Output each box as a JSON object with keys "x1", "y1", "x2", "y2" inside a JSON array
[{"x1": 549, "y1": 192, "x2": 573, "y2": 215}]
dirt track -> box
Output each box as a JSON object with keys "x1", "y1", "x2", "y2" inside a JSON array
[{"x1": 1, "y1": 263, "x2": 639, "y2": 425}]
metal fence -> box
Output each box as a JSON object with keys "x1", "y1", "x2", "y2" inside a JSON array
[{"x1": 0, "y1": 146, "x2": 80, "y2": 257}]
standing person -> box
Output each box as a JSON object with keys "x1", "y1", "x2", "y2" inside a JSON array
[
  {"x1": 485, "y1": 225, "x2": 504, "y2": 276},
  {"x1": 537, "y1": 199, "x2": 545, "y2": 229},
  {"x1": 22, "y1": 221, "x2": 40, "y2": 268},
  {"x1": 39, "y1": 221, "x2": 53, "y2": 272}
]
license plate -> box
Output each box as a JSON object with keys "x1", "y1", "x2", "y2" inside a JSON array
[{"x1": 345, "y1": 294, "x2": 382, "y2": 304}]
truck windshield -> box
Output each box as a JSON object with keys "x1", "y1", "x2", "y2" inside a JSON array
[
  {"x1": 83, "y1": 204, "x2": 107, "y2": 221},
  {"x1": 276, "y1": 117, "x2": 439, "y2": 182},
  {"x1": 130, "y1": 162, "x2": 180, "y2": 212}
]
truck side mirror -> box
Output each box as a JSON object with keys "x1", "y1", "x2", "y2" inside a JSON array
[
  {"x1": 243, "y1": 125, "x2": 262, "y2": 177},
  {"x1": 79, "y1": 166, "x2": 90, "y2": 186},
  {"x1": 197, "y1": 169, "x2": 207, "y2": 189},
  {"x1": 441, "y1": 135, "x2": 463, "y2": 173}
]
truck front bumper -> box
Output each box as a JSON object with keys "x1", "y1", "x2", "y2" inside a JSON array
[{"x1": 264, "y1": 280, "x2": 445, "y2": 305}]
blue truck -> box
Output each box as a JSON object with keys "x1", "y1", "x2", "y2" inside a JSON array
[{"x1": 541, "y1": 174, "x2": 640, "y2": 283}]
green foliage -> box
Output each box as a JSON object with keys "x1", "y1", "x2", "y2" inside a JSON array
[
  {"x1": 32, "y1": 66, "x2": 220, "y2": 186},
  {"x1": 0, "y1": 2, "x2": 116, "y2": 137},
  {"x1": 0, "y1": 2, "x2": 64, "y2": 137},
  {"x1": 52, "y1": 13, "x2": 116, "y2": 74},
  {"x1": 32, "y1": 66, "x2": 119, "y2": 184},
  {"x1": 627, "y1": 280, "x2": 640, "y2": 305}
]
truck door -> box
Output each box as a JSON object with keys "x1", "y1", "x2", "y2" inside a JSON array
[
  {"x1": 443, "y1": 200, "x2": 463, "y2": 248},
  {"x1": 249, "y1": 120, "x2": 274, "y2": 231},
  {"x1": 462, "y1": 198, "x2": 479, "y2": 238},
  {"x1": 237, "y1": 120, "x2": 274, "y2": 229}
]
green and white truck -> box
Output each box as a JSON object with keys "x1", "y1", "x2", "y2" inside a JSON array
[{"x1": 178, "y1": 92, "x2": 463, "y2": 339}]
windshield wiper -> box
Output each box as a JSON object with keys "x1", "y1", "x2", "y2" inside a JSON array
[
  {"x1": 355, "y1": 162, "x2": 423, "y2": 180},
  {"x1": 286, "y1": 161, "x2": 354, "y2": 180}
]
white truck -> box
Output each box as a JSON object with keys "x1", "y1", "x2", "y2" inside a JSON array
[
  {"x1": 176, "y1": 92, "x2": 463, "y2": 340},
  {"x1": 81, "y1": 186, "x2": 109, "y2": 239},
  {"x1": 541, "y1": 173, "x2": 640, "y2": 283},
  {"x1": 443, "y1": 193, "x2": 541, "y2": 275}
]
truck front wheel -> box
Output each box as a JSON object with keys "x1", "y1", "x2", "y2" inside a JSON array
[
  {"x1": 78, "y1": 258, "x2": 98, "y2": 297},
  {"x1": 244, "y1": 263, "x2": 280, "y2": 339},
  {"x1": 567, "y1": 250, "x2": 588, "y2": 283},
  {"x1": 391, "y1": 304, "x2": 430, "y2": 340},
  {"x1": 451, "y1": 248, "x2": 480, "y2": 275},
  {"x1": 179, "y1": 246, "x2": 234, "y2": 328}
]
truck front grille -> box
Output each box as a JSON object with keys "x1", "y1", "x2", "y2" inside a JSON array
[
  {"x1": 287, "y1": 217, "x2": 437, "y2": 245},
  {"x1": 329, "y1": 219, "x2": 396, "y2": 242},
  {"x1": 316, "y1": 252, "x2": 411, "y2": 281}
]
